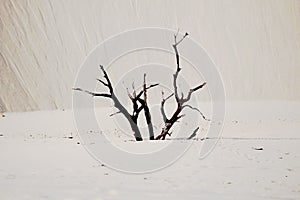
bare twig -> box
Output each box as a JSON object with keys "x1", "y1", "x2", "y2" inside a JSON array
[
  {"x1": 109, "y1": 111, "x2": 121, "y2": 117},
  {"x1": 182, "y1": 105, "x2": 210, "y2": 121},
  {"x1": 136, "y1": 83, "x2": 159, "y2": 99},
  {"x1": 72, "y1": 88, "x2": 111, "y2": 98},
  {"x1": 161, "y1": 91, "x2": 174, "y2": 123},
  {"x1": 96, "y1": 78, "x2": 109, "y2": 87},
  {"x1": 181, "y1": 82, "x2": 207, "y2": 103},
  {"x1": 187, "y1": 127, "x2": 199, "y2": 140},
  {"x1": 99, "y1": 65, "x2": 113, "y2": 93}
]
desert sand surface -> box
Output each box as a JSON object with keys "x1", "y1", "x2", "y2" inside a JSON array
[{"x1": 0, "y1": 102, "x2": 299, "y2": 199}]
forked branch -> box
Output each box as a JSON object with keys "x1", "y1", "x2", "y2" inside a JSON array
[
  {"x1": 156, "y1": 31, "x2": 207, "y2": 140},
  {"x1": 125, "y1": 74, "x2": 158, "y2": 140},
  {"x1": 74, "y1": 65, "x2": 143, "y2": 141}
]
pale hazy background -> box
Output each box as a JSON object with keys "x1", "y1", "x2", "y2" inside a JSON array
[{"x1": 1, "y1": 0, "x2": 299, "y2": 112}]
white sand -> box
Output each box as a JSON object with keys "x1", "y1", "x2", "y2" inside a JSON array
[{"x1": 0, "y1": 101, "x2": 299, "y2": 199}]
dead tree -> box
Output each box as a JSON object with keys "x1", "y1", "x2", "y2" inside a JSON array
[
  {"x1": 125, "y1": 74, "x2": 158, "y2": 140},
  {"x1": 140, "y1": 74, "x2": 155, "y2": 140},
  {"x1": 73, "y1": 66, "x2": 158, "y2": 141},
  {"x1": 156, "y1": 32, "x2": 207, "y2": 140},
  {"x1": 73, "y1": 31, "x2": 208, "y2": 141}
]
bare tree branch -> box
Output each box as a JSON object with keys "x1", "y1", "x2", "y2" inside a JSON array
[
  {"x1": 182, "y1": 104, "x2": 210, "y2": 121},
  {"x1": 131, "y1": 81, "x2": 136, "y2": 98},
  {"x1": 156, "y1": 32, "x2": 189, "y2": 140},
  {"x1": 109, "y1": 111, "x2": 121, "y2": 117},
  {"x1": 135, "y1": 83, "x2": 159, "y2": 100},
  {"x1": 176, "y1": 114, "x2": 186, "y2": 122},
  {"x1": 174, "y1": 31, "x2": 189, "y2": 46},
  {"x1": 143, "y1": 74, "x2": 147, "y2": 102},
  {"x1": 181, "y1": 82, "x2": 207, "y2": 103},
  {"x1": 126, "y1": 86, "x2": 134, "y2": 100},
  {"x1": 96, "y1": 78, "x2": 108, "y2": 87},
  {"x1": 141, "y1": 74, "x2": 155, "y2": 140},
  {"x1": 124, "y1": 76, "x2": 158, "y2": 140},
  {"x1": 161, "y1": 91, "x2": 174, "y2": 123},
  {"x1": 187, "y1": 127, "x2": 199, "y2": 140},
  {"x1": 125, "y1": 79, "x2": 158, "y2": 119},
  {"x1": 73, "y1": 66, "x2": 143, "y2": 141},
  {"x1": 99, "y1": 65, "x2": 113, "y2": 93},
  {"x1": 172, "y1": 32, "x2": 188, "y2": 101},
  {"x1": 157, "y1": 31, "x2": 207, "y2": 140},
  {"x1": 72, "y1": 88, "x2": 111, "y2": 98},
  {"x1": 173, "y1": 68, "x2": 181, "y2": 101}
]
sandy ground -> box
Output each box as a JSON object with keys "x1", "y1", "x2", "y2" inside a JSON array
[{"x1": 0, "y1": 102, "x2": 299, "y2": 200}]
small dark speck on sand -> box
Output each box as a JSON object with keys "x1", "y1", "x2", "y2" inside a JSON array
[
  {"x1": 77, "y1": 142, "x2": 80, "y2": 144},
  {"x1": 0, "y1": 134, "x2": 3, "y2": 137},
  {"x1": 101, "y1": 164, "x2": 105, "y2": 167},
  {"x1": 104, "y1": 173, "x2": 109, "y2": 175},
  {"x1": 253, "y1": 147, "x2": 263, "y2": 151},
  {"x1": 68, "y1": 136, "x2": 73, "y2": 139}
]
